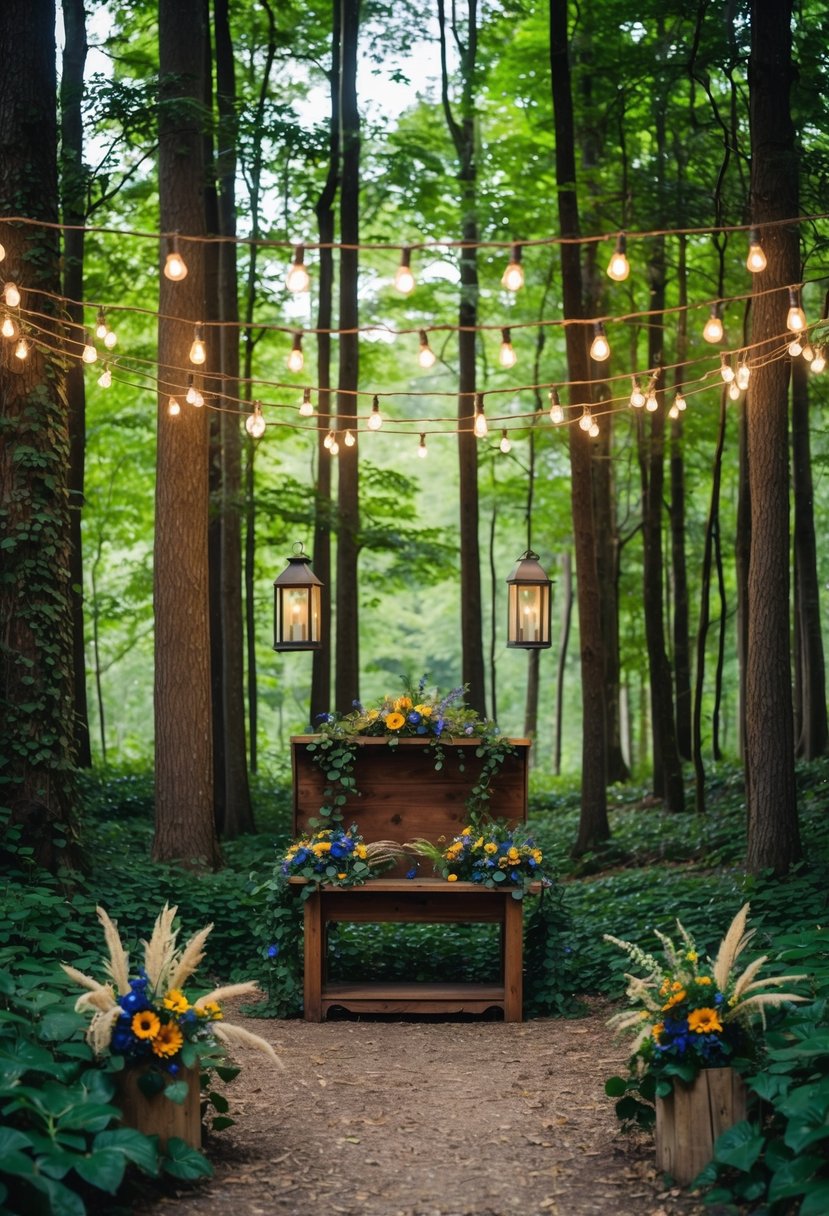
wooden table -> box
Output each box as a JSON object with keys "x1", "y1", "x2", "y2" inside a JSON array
[{"x1": 292, "y1": 877, "x2": 526, "y2": 1021}]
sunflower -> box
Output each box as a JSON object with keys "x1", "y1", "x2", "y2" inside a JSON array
[
  {"x1": 688, "y1": 1007, "x2": 723, "y2": 1035},
  {"x1": 152, "y1": 1020, "x2": 184, "y2": 1058},
  {"x1": 163, "y1": 988, "x2": 190, "y2": 1014},
  {"x1": 385, "y1": 712, "x2": 405, "y2": 730},
  {"x1": 132, "y1": 1010, "x2": 161, "y2": 1040}
]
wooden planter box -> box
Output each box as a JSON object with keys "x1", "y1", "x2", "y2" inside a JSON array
[
  {"x1": 655, "y1": 1067, "x2": 747, "y2": 1184},
  {"x1": 116, "y1": 1064, "x2": 201, "y2": 1151}
]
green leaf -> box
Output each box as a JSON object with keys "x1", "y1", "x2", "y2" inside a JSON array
[
  {"x1": 210, "y1": 1115, "x2": 235, "y2": 1131},
  {"x1": 73, "y1": 1147, "x2": 126, "y2": 1194},
  {"x1": 164, "y1": 1079, "x2": 190, "y2": 1104},
  {"x1": 767, "y1": 1154, "x2": 824, "y2": 1202},
  {"x1": 95, "y1": 1127, "x2": 159, "y2": 1175},
  {"x1": 800, "y1": 1183, "x2": 829, "y2": 1216},
  {"x1": 604, "y1": 1076, "x2": 628, "y2": 1098},
  {"x1": 712, "y1": 1121, "x2": 765, "y2": 1172},
  {"x1": 162, "y1": 1138, "x2": 212, "y2": 1180}
]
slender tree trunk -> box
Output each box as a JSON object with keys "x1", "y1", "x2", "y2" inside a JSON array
[
  {"x1": 671, "y1": 232, "x2": 692, "y2": 760},
  {"x1": 735, "y1": 398, "x2": 750, "y2": 762},
  {"x1": 153, "y1": 0, "x2": 220, "y2": 868},
  {"x1": 593, "y1": 405, "x2": 627, "y2": 784},
  {"x1": 745, "y1": 0, "x2": 800, "y2": 874},
  {"x1": 215, "y1": 0, "x2": 253, "y2": 834},
  {"x1": 550, "y1": 0, "x2": 609, "y2": 851},
  {"x1": 334, "y1": 0, "x2": 360, "y2": 713},
  {"x1": 60, "y1": 0, "x2": 91, "y2": 768},
  {"x1": 791, "y1": 356, "x2": 828, "y2": 758},
  {"x1": 553, "y1": 552, "x2": 573, "y2": 777}
]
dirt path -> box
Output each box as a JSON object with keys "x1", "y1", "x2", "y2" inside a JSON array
[{"x1": 136, "y1": 1004, "x2": 709, "y2": 1216}]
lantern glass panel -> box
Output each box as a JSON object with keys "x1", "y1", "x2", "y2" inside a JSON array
[{"x1": 507, "y1": 582, "x2": 551, "y2": 648}]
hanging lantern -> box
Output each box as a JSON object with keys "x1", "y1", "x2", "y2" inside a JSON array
[
  {"x1": 505, "y1": 550, "x2": 553, "y2": 649},
  {"x1": 273, "y1": 544, "x2": 324, "y2": 651}
]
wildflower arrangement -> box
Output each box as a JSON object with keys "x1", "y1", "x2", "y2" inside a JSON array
[
  {"x1": 62, "y1": 904, "x2": 280, "y2": 1082},
  {"x1": 605, "y1": 903, "x2": 807, "y2": 1090},
  {"x1": 280, "y1": 824, "x2": 402, "y2": 886},
  {"x1": 316, "y1": 676, "x2": 499, "y2": 742},
  {"x1": 408, "y1": 816, "x2": 549, "y2": 899}
]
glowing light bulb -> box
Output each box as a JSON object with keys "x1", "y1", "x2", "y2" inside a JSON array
[
  {"x1": 802, "y1": 343, "x2": 815, "y2": 363},
  {"x1": 578, "y1": 407, "x2": 592, "y2": 432},
  {"x1": 245, "y1": 401, "x2": 266, "y2": 438},
  {"x1": 286, "y1": 244, "x2": 310, "y2": 293},
  {"x1": 728, "y1": 382, "x2": 742, "y2": 401},
  {"x1": 589, "y1": 322, "x2": 610, "y2": 362},
  {"x1": 418, "y1": 330, "x2": 436, "y2": 369},
  {"x1": 4, "y1": 282, "x2": 21, "y2": 308},
  {"x1": 789, "y1": 337, "x2": 803, "y2": 357},
  {"x1": 189, "y1": 324, "x2": 206, "y2": 365},
  {"x1": 703, "y1": 307, "x2": 724, "y2": 343},
  {"x1": 499, "y1": 429, "x2": 512, "y2": 454},
  {"x1": 811, "y1": 346, "x2": 826, "y2": 374},
  {"x1": 746, "y1": 229, "x2": 766, "y2": 273},
  {"x1": 675, "y1": 391, "x2": 687, "y2": 412},
  {"x1": 668, "y1": 402, "x2": 679, "y2": 420},
  {"x1": 185, "y1": 375, "x2": 203, "y2": 407},
  {"x1": 95, "y1": 310, "x2": 108, "y2": 340},
  {"x1": 323, "y1": 431, "x2": 334, "y2": 450},
  {"x1": 394, "y1": 247, "x2": 415, "y2": 294},
  {"x1": 736, "y1": 360, "x2": 751, "y2": 390},
  {"x1": 473, "y1": 394, "x2": 488, "y2": 438},
  {"x1": 97, "y1": 365, "x2": 112, "y2": 388},
  {"x1": 329, "y1": 437, "x2": 340, "y2": 456},
  {"x1": 104, "y1": 329, "x2": 117, "y2": 350},
  {"x1": 501, "y1": 243, "x2": 524, "y2": 291},
  {"x1": 645, "y1": 389, "x2": 658, "y2": 412},
  {"x1": 499, "y1": 327, "x2": 517, "y2": 368},
  {"x1": 167, "y1": 395, "x2": 181, "y2": 416},
  {"x1": 417, "y1": 433, "x2": 428, "y2": 459},
  {"x1": 287, "y1": 332, "x2": 304, "y2": 372},
  {"x1": 14, "y1": 336, "x2": 29, "y2": 360},
  {"x1": 720, "y1": 353, "x2": 735, "y2": 383},
  {"x1": 368, "y1": 395, "x2": 383, "y2": 430},
  {"x1": 82, "y1": 332, "x2": 97, "y2": 363},
  {"x1": 344, "y1": 429, "x2": 356, "y2": 447},
  {"x1": 549, "y1": 388, "x2": 564, "y2": 424},
  {"x1": 607, "y1": 233, "x2": 630, "y2": 282},
  {"x1": 0, "y1": 243, "x2": 5, "y2": 262},
  {"x1": 299, "y1": 388, "x2": 314, "y2": 417},
  {"x1": 589, "y1": 420, "x2": 600, "y2": 438},
  {"x1": 2, "y1": 313, "x2": 17, "y2": 338},
  {"x1": 787, "y1": 288, "x2": 807, "y2": 332},
  {"x1": 629, "y1": 377, "x2": 645, "y2": 408}
]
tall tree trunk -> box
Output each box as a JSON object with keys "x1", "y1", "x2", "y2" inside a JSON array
[
  {"x1": 310, "y1": 3, "x2": 341, "y2": 724},
  {"x1": 735, "y1": 397, "x2": 750, "y2": 761},
  {"x1": 791, "y1": 357, "x2": 828, "y2": 758},
  {"x1": 438, "y1": 0, "x2": 486, "y2": 716},
  {"x1": 593, "y1": 403, "x2": 627, "y2": 784},
  {"x1": 671, "y1": 232, "x2": 692, "y2": 761},
  {"x1": 745, "y1": 0, "x2": 800, "y2": 874},
  {"x1": 334, "y1": 0, "x2": 360, "y2": 713},
  {"x1": 60, "y1": 0, "x2": 91, "y2": 768},
  {"x1": 550, "y1": 0, "x2": 609, "y2": 852},
  {"x1": 153, "y1": 0, "x2": 220, "y2": 868},
  {"x1": 215, "y1": 0, "x2": 253, "y2": 834},
  {"x1": 553, "y1": 552, "x2": 573, "y2": 777}
]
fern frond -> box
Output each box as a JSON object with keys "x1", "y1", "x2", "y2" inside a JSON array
[
  {"x1": 143, "y1": 902, "x2": 179, "y2": 991},
  {"x1": 211, "y1": 1022, "x2": 283, "y2": 1065},
  {"x1": 95, "y1": 906, "x2": 131, "y2": 995},
  {"x1": 168, "y1": 924, "x2": 213, "y2": 992}
]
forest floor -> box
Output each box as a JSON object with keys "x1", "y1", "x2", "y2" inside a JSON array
[{"x1": 133, "y1": 998, "x2": 723, "y2": 1216}]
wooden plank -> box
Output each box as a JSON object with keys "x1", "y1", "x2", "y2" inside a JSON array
[
  {"x1": 502, "y1": 896, "x2": 524, "y2": 1022},
  {"x1": 115, "y1": 1064, "x2": 201, "y2": 1150},
  {"x1": 320, "y1": 981, "x2": 506, "y2": 1016},
  {"x1": 317, "y1": 887, "x2": 509, "y2": 924},
  {"x1": 655, "y1": 1067, "x2": 747, "y2": 1184},
  {"x1": 303, "y1": 891, "x2": 324, "y2": 1023}
]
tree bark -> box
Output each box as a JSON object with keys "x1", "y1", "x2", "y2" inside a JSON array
[
  {"x1": 0, "y1": 0, "x2": 82, "y2": 870},
  {"x1": 550, "y1": 0, "x2": 609, "y2": 852},
  {"x1": 553, "y1": 552, "x2": 573, "y2": 777},
  {"x1": 745, "y1": 0, "x2": 800, "y2": 874},
  {"x1": 670, "y1": 232, "x2": 692, "y2": 761},
  {"x1": 153, "y1": 0, "x2": 220, "y2": 868},
  {"x1": 334, "y1": 0, "x2": 360, "y2": 714}
]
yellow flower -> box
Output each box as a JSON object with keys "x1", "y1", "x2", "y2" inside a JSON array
[
  {"x1": 484, "y1": 842, "x2": 498, "y2": 855},
  {"x1": 697, "y1": 976, "x2": 712, "y2": 985},
  {"x1": 395, "y1": 696, "x2": 413, "y2": 712},
  {"x1": 163, "y1": 989, "x2": 190, "y2": 1014},
  {"x1": 662, "y1": 989, "x2": 686, "y2": 1010},
  {"x1": 415, "y1": 704, "x2": 432, "y2": 717},
  {"x1": 652, "y1": 1022, "x2": 664, "y2": 1040},
  {"x1": 355, "y1": 844, "x2": 367, "y2": 859},
  {"x1": 337, "y1": 872, "x2": 347, "y2": 880},
  {"x1": 447, "y1": 873, "x2": 458, "y2": 882},
  {"x1": 366, "y1": 708, "x2": 379, "y2": 720},
  {"x1": 313, "y1": 841, "x2": 332, "y2": 855},
  {"x1": 671, "y1": 981, "x2": 683, "y2": 991},
  {"x1": 474, "y1": 837, "x2": 485, "y2": 850},
  {"x1": 385, "y1": 712, "x2": 405, "y2": 731},
  {"x1": 688, "y1": 1007, "x2": 723, "y2": 1035},
  {"x1": 198, "y1": 1001, "x2": 223, "y2": 1020},
  {"x1": 132, "y1": 1010, "x2": 160, "y2": 1040},
  {"x1": 507, "y1": 847, "x2": 520, "y2": 863},
  {"x1": 152, "y1": 1021, "x2": 184, "y2": 1058},
  {"x1": 686, "y1": 950, "x2": 698, "y2": 962}
]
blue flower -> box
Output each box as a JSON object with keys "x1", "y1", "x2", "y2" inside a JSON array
[
  {"x1": 267, "y1": 944, "x2": 280, "y2": 958},
  {"x1": 408, "y1": 711, "x2": 421, "y2": 725},
  {"x1": 405, "y1": 867, "x2": 418, "y2": 879},
  {"x1": 167, "y1": 1062, "x2": 180, "y2": 1075},
  {"x1": 330, "y1": 837, "x2": 355, "y2": 859}
]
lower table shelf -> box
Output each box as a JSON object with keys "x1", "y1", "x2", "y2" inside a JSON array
[{"x1": 319, "y1": 981, "x2": 507, "y2": 1017}]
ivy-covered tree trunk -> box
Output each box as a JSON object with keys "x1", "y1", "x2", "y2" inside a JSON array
[
  {"x1": 153, "y1": 0, "x2": 221, "y2": 868},
  {"x1": 745, "y1": 0, "x2": 800, "y2": 874},
  {"x1": 0, "y1": 0, "x2": 82, "y2": 870}
]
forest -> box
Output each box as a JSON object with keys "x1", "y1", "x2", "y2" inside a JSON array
[{"x1": 2, "y1": 1, "x2": 829, "y2": 1213}]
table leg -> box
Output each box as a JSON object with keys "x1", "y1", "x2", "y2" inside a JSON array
[
  {"x1": 502, "y1": 895, "x2": 523, "y2": 1022},
  {"x1": 303, "y1": 890, "x2": 323, "y2": 1021}
]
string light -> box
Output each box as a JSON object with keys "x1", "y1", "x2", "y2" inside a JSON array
[
  {"x1": 286, "y1": 244, "x2": 310, "y2": 293},
  {"x1": 668, "y1": 401, "x2": 680, "y2": 420},
  {"x1": 368, "y1": 395, "x2": 383, "y2": 430},
  {"x1": 417, "y1": 432, "x2": 428, "y2": 458},
  {"x1": 499, "y1": 327, "x2": 517, "y2": 368},
  {"x1": 811, "y1": 346, "x2": 826, "y2": 374},
  {"x1": 629, "y1": 377, "x2": 645, "y2": 408},
  {"x1": 298, "y1": 387, "x2": 314, "y2": 417},
  {"x1": 81, "y1": 331, "x2": 97, "y2": 363},
  {"x1": 97, "y1": 364, "x2": 112, "y2": 388},
  {"x1": 329, "y1": 435, "x2": 340, "y2": 455},
  {"x1": 703, "y1": 305, "x2": 724, "y2": 343},
  {"x1": 578, "y1": 406, "x2": 592, "y2": 431},
  {"x1": 189, "y1": 323, "x2": 206, "y2": 365},
  {"x1": 163, "y1": 234, "x2": 188, "y2": 281},
  {"x1": 788, "y1": 336, "x2": 803, "y2": 357},
  {"x1": 14, "y1": 335, "x2": 29, "y2": 360},
  {"x1": 323, "y1": 430, "x2": 334, "y2": 450},
  {"x1": 607, "y1": 233, "x2": 630, "y2": 282},
  {"x1": 589, "y1": 419, "x2": 600, "y2": 438},
  {"x1": 394, "y1": 247, "x2": 415, "y2": 294},
  {"x1": 4, "y1": 281, "x2": 21, "y2": 308},
  {"x1": 589, "y1": 321, "x2": 610, "y2": 362},
  {"x1": 499, "y1": 429, "x2": 512, "y2": 454},
  {"x1": 746, "y1": 229, "x2": 767, "y2": 273},
  {"x1": 417, "y1": 330, "x2": 436, "y2": 369},
  {"x1": 786, "y1": 287, "x2": 807, "y2": 332},
  {"x1": 287, "y1": 331, "x2": 304, "y2": 372},
  {"x1": 549, "y1": 388, "x2": 564, "y2": 424},
  {"x1": 736, "y1": 357, "x2": 751, "y2": 389},
  {"x1": 344, "y1": 429, "x2": 356, "y2": 447},
  {"x1": 245, "y1": 400, "x2": 266, "y2": 438},
  {"x1": 473, "y1": 393, "x2": 488, "y2": 438},
  {"x1": 104, "y1": 327, "x2": 117, "y2": 350},
  {"x1": 1, "y1": 313, "x2": 16, "y2": 338},
  {"x1": 719, "y1": 353, "x2": 735, "y2": 383},
  {"x1": 0, "y1": 242, "x2": 5, "y2": 261},
  {"x1": 728, "y1": 382, "x2": 742, "y2": 401},
  {"x1": 645, "y1": 384, "x2": 658, "y2": 411},
  {"x1": 675, "y1": 390, "x2": 687, "y2": 412},
  {"x1": 185, "y1": 373, "x2": 204, "y2": 407},
  {"x1": 167, "y1": 395, "x2": 181, "y2": 416},
  {"x1": 95, "y1": 309, "x2": 108, "y2": 340},
  {"x1": 801, "y1": 342, "x2": 815, "y2": 363},
  {"x1": 501, "y1": 243, "x2": 524, "y2": 291}
]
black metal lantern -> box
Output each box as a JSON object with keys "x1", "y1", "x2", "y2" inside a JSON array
[
  {"x1": 506, "y1": 550, "x2": 552, "y2": 649},
  {"x1": 273, "y1": 544, "x2": 323, "y2": 651}
]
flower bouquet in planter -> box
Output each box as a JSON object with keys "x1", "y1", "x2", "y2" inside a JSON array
[
  {"x1": 62, "y1": 903, "x2": 279, "y2": 1129},
  {"x1": 407, "y1": 816, "x2": 550, "y2": 899},
  {"x1": 280, "y1": 823, "x2": 403, "y2": 887}
]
